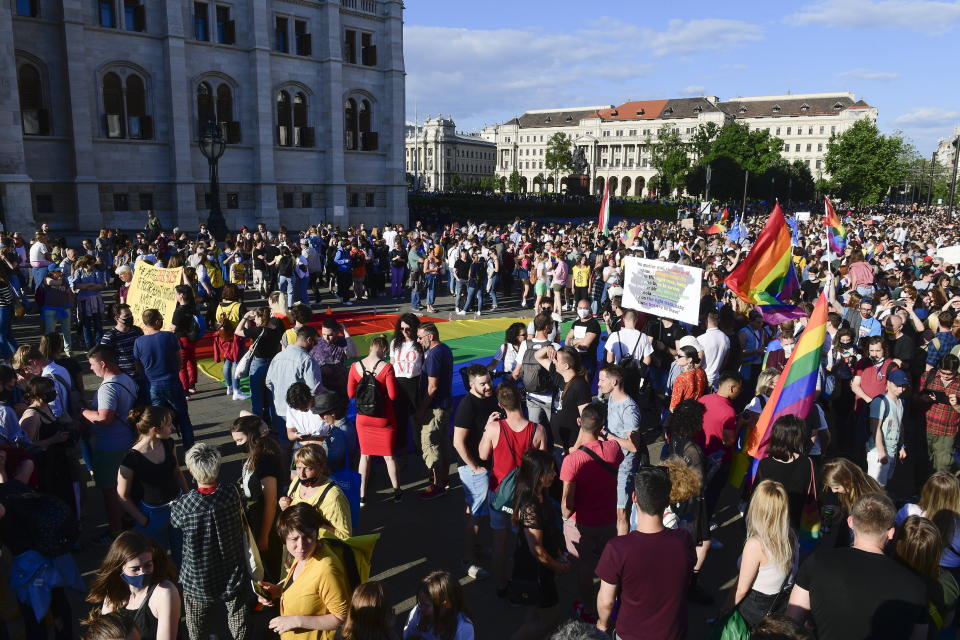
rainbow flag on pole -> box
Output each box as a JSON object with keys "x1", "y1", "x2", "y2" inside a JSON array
[
  {"x1": 725, "y1": 203, "x2": 803, "y2": 323},
  {"x1": 704, "y1": 207, "x2": 730, "y2": 235},
  {"x1": 622, "y1": 224, "x2": 641, "y2": 245},
  {"x1": 824, "y1": 197, "x2": 847, "y2": 254},
  {"x1": 598, "y1": 181, "x2": 611, "y2": 235},
  {"x1": 745, "y1": 291, "x2": 829, "y2": 459}
]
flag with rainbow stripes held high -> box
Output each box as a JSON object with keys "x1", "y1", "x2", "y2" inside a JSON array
[
  {"x1": 598, "y1": 181, "x2": 611, "y2": 235},
  {"x1": 746, "y1": 291, "x2": 829, "y2": 459},
  {"x1": 824, "y1": 197, "x2": 847, "y2": 255}
]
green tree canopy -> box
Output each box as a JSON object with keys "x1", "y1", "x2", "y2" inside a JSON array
[
  {"x1": 649, "y1": 128, "x2": 690, "y2": 198},
  {"x1": 823, "y1": 118, "x2": 906, "y2": 205},
  {"x1": 545, "y1": 132, "x2": 575, "y2": 183},
  {"x1": 508, "y1": 169, "x2": 523, "y2": 194}
]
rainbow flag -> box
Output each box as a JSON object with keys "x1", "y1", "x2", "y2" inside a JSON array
[
  {"x1": 623, "y1": 224, "x2": 641, "y2": 245},
  {"x1": 745, "y1": 291, "x2": 828, "y2": 459},
  {"x1": 598, "y1": 181, "x2": 611, "y2": 235},
  {"x1": 725, "y1": 203, "x2": 802, "y2": 323},
  {"x1": 704, "y1": 207, "x2": 730, "y2": 235},
  {"x1": 824, "y1": 197, "x2": 847, "y2": 254}
]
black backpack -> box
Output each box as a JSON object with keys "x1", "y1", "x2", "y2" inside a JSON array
[
  {"x1": 520, "y1": 341, "x2": 555, "y2": 395},
  {"x1": 0, "y1": 482, "x2": 79, "y2": 557},
  {"x1": 355, "y1": 360, "x2": 383, "y2": 416}
]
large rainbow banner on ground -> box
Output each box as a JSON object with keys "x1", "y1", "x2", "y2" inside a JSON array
[{"x1": 194, "y1": 311, "x2": 540, "y2": 399}]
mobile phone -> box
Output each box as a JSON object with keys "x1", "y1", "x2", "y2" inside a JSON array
[{"x1": 932, "y1": 390, "x2": 951, "y2": 404}]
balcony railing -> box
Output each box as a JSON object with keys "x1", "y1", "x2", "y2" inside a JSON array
[{"x1": 342, "y1": 0, "x2": 378, "y2": 14}]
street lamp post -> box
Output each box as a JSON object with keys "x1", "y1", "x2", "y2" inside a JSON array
[
  {"x1": 198, "y1": 121, "x2": 228, "y2": 241},
  {"x1": 949, "y1": 136, "x2": 960, "y2": 212}
]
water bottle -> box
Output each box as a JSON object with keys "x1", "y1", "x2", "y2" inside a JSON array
[{"x1": 821, "y1": 505, "x2": 836, "y2": 534}]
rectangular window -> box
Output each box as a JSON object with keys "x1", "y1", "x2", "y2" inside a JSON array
[
  {"x1": 797, "y1": 128, "x2": 802, "y2": 136},
  {"x1": 819, "y1": 126, "x2": 824, "y2": 134},
  {"x1": 602, "y1": 131, "x2": 610, "y2": 137},
  {"x1": 806, "y1": 143, "x2": 812, "y2": 152},
  {"x1": 301, "y1": 192, "x2": 312, "y2": 208},
  {"x1": 138, "y1": 192, "x2": 153, "y2": 211},
  {"x1": 16, "y1": 0, "x2": 38, "y2": 17},
  {"x1": 616, "y1": 130, "x2": 623, "y2": 137},
  {"x1": 794, "y1": 144, "x2": 800, "y2": 152},
  {"x1": 775, "y1": 127, "x2": 781, "y2": 135},
  {"x1": 204, "y1": 193, "x2": 212, "y2": 209},
  {"x1": 816, "y1": 160, "x2": 822, "y2": 169},
  {"x1": 100, "y1": 0, "x2": 116, "y2": 27},
  {"x1": 194, "y1": 2, "x2": 208, "y2": 41},
  {"x1": 35, "y1": 194, "x2": 52, "y2": 214},
  {"x1": 786, "y1": 127, "x2": 792, "y2": 135},
  {"x1": 123, "y1": 0, "x2": 144, "y2": 31},
  {"x1": 282, "y1": 192, "x2": 294, "y2": 208},
  {"x1": 349, "y1": 192, "x2": 359, "y2": 208},
  {"x1": 817, "y1": 143, "x2": 823, "y2": 152},
  {"x1": 113, "y1": 192, "x2": 129, "y2": 211},
  {"x1": 295, "y1": 20, "x2": 311, "y2": 56},
  {"x1": 275, "y1": 16, "x2": 288, "y2": 52},
  {"x1": 216, "y1": 5, "x2": 235, "y2": 44},
  {"x1": 808, "y1": 127, "x2": 813, "y2": 135},
  {"x1": 831, "y1": 126, "x2": 836, "y2": 134},
  {"x1": 227, "y1": 193, "x2": 239, "y2": 209},
  {"x1": 361, "y1": 32, "x2": 376, "y2": 66},
  {"x1": 783, "y1": 143, "x2": 789, "y2": 152},
  {"x1": 343, "y1": 29, "x2": 357, "y2": 63},
  {"x1": 365, "y1": 192, "x2": 375, "y2": 207}
]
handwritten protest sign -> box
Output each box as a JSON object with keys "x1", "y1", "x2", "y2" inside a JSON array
[
  {"x1": 125, "y1": 262, "x2": 184, "y2": 328},
  {"x1": 621, "y1": 256, "x2": 703, "y2": 325}
]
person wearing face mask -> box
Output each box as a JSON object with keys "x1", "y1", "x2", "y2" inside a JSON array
[
  {"x1": 86, "y1": 530, "x2": 180, "y2": 640},
  {"x1": 565, "y1": 299, "x2": 601, "y2": 384},
  {"x1": 762, "y1": 322, "x2": 797, "y2": 371},
  {"x1": 526, "y1": 300, "x2": 560, "y2": 343},
  {"x1": 279, "y1": 443, "x2": 352, "y2": 546},
  {"x1": 101, "y1": 303, "x2": 145, "y2": 381}
]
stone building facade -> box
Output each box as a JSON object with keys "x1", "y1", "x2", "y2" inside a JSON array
[
  {"x1": 2, "y1": 0, "x2": 407, "y2": 233},
  {"x1": 404, "y1": 116, "x2": 496, "y2": 191},
  {"x1": 483, "y1": 92, "x2": 877, "y2": 196}
]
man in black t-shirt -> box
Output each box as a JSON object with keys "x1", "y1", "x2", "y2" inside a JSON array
[
  {"x1": 452, "y1": 364, "x2": 499, "y2": 580},
  {"x1": 536, "y1": 346, "x2": 592, "y2": 452},
  {"x1": 787, "y1": 492, "x2": 927, "y2": 640},
  {"x1": 885, "y1": 314, "x2": 916, "y2": 368},
  {"x1": 566, "y1": 298, "x2": 602, "y2": 384}
]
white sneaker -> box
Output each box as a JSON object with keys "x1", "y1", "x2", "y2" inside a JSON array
[
  {"x1": 465, "y1": 564, "x2": 489, "y2": 580},
  {"x1": 520, "y1": 301, "x2": 527, "y2": 308},
  {"x1": 233, "y1": 391, "x2": 251, "y2": 401},
  {"x1": 456, "y1": 309, "x2": 466, "y2": 315},
  {"x1": 226, "y1": 388, "x2": 233, "y2": 396},
  {"x1": 474, "y1": 312, "x2": 481, "y2": 318}
]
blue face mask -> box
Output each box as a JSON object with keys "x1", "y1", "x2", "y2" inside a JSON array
[{"x1": 121, "y1": 572, "x2": 151, "y2": 589}]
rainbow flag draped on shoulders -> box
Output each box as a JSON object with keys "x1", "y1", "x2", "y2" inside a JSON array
[
  {"x1": 824, "y1": 197, "x2": 847, "y2": 254},
  {"x1": 704, "y1": 207, "x2": 730, "y2": 235},
  {"x1": 746, "y1": 292, "x2": 829, "y2": 459},
  {"x1": 725, "y1": 203, "x2": 803, "y2": 323}
]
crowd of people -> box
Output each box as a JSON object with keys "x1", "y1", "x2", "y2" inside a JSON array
[{"x1": 0, "y1": 202, "x2": 957, "y2": 639}]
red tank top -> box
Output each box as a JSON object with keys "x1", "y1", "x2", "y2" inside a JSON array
[{"x1": 491, "y1": 420, "x2": 535, "y2": 491}]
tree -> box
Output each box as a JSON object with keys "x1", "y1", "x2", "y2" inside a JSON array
[
  {"x1": 702, "y1": 121, "x2": 783, "y2": 174},
  {"x1": 478, "y1": 175, "x2": 498, "y2": 193},
  {"x1": 545, "y1": 132, "x2": 575, "y2": 191},
  {"x1": 448, "y1": 173, "x2": 461, "y2": 192},
  {"x1": 649, "y1": 128, "x2": 689, "y2": 198},
  {"x1": 691, "y1": 122, "x2": 721, "y2": 160},
  {"x1": 824, "y1": 118, "x2": 906, "y2": 205},
  {"x1": 508, "y1": 170, "x2": 523, "y2": 194},
  {"x1": 647, "y1": 175, "x2": 661, "y2": 197}
]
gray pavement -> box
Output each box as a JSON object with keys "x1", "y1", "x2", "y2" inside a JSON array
[{"x1": 7, "y1": 282, "x2": 743, "y2": 638}]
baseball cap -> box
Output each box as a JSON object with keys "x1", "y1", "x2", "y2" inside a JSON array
[{"x1": 888, "y1": 369, "x2": 910, "y2": 387}]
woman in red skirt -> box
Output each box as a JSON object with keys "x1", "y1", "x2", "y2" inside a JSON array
[{"x1": 347, "y1": 335, "x2": 401, "y2": 505}]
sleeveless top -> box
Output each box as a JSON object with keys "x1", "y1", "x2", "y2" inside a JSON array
[
  {"x1": 122, "y1": 583, "x2": 159, "y2": 640},
  {"x1": 491, "y1": 420, "x2": 535, "y2": 491}
]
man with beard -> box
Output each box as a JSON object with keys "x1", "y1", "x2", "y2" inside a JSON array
[{"x1": 452, "y1": 364, "x2": 499, "y2": 580}]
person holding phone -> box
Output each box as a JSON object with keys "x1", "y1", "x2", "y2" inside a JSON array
[{"x1": 919, "y1": 354, "x2": 960, "y2": 472}]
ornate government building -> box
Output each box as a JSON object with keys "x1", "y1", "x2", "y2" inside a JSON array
[
  {"x1": 2, "y1": 0, "x2": 407, "y2": 232},
  {"x1": 482, "y1": 92, "x2": 877, "y2": 196}
]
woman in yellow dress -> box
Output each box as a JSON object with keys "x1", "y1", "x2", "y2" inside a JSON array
[
  {"x1": 258, "y1": 504, "x2": 351, "y2": 639},
  {"x1": 279, "y1": 444, "x2": 352, "y2": 540}
]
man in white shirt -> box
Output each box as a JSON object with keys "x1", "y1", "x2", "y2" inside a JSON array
[
  {"x1": 699, "y1": 312, "x2": 731, "y2": 387},
  {"x1": 604, "y1": 310, "x2": 652, "y2": 365},
  {"x1": 512, "y1": 313, "x2": 561, "y2": 428},
  {"x1": 29, "y1": 232, "x2": 52, "y2": 290},
  {"x1": 382, "y1": 224, "x2": 397, "y2": 249}
]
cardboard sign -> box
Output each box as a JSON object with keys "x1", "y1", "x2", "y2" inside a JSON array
[
  {"x1": 936, "y1": 245, "x2": 960, "y2": 265},
  {"x1": 125, "y1": 262, "x2": 184, "y2": 328},
  {"x1": 621, "y1": 256, "x2": 704, "y2": 325},
  {"x1": 795, "y1": 211, "x2": 811, "y2": 221},
  {"x1": 680, "y1": 218, "x2": 694, "y2": 229}
]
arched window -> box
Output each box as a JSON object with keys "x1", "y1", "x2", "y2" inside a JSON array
[
  {"x1": 18, "y1": 64, "x2": 48, "y2": 135},
  {"x1": 277, "y1": 90, "x2": 291, "y2": 146},
  {"x1": 344, "y1": 98, "x2": 357, "y2": 150},
  {"x1": 124, "y1": 74, "x2": 151, "y2": 139},
  {"x1": 345, "y1": 94, "x2": 376, "y2": 151},
  {"x1": 103, "y1": 72, "x2": 125, "y2": 138},
  {"x1": 196, "y1": 80, "x2": 239, "y2": 143},
  {"x1": 292, "y1": 92, "x2": 312, "y2": 147}
]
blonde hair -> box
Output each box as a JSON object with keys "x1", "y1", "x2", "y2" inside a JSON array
[
  {"x1": 918, "y1": 472, "x2": 960, "y2": 519},
  {"x1": 822, "y1": 458, "x2": 884, "y2": 511},
  {"x1": 755, "y1": 368, "x2": 781, "y2": 397},
  {"x1": 746, "y1": 480, "x2": 795, "y2": 576},
  {"x1": 268, "y1": 290, "x2": 289, "y2": 317},
  {"x1": 660, "y1": 456, "x2": 701, "y2": 503}
]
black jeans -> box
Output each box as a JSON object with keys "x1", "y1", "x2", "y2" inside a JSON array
[
  {"x1": 336, "y1": 270, "x2": 353, "y2": 301},
  {"x1": 20, "y1": 587, "x2": 72, "y2": 640}
]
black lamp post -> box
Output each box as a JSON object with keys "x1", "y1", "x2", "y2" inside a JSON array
[{"x1": 198, "y1": 121, "x2": 228, "y2": 241}]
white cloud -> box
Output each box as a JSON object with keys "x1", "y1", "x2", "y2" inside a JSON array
[
  {"x1": 404, "y1": 19, "x2": 763, "y2": 131},
  {"x1": 836, "y1": 69, "x2": 900, "y2": 81},
  {"x1": 787, "y1": 0, "x2": 960, "y2": 32},
  {"x1": 680, "y1": 85, "x2": 706, "y2": 95},
  {"x1": 893, "y1": 107, "x2": 960, "y2": 128}
]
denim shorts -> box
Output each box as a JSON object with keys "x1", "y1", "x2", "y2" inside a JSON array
[
  {"x1": 616, "y1": 454, "x2": 637, "y2": 509},
  {"x1": 458, "y1": 465, "x2": 490, "y2": 517}
]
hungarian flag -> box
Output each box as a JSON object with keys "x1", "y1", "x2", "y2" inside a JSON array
[{"x1": 598, "y1": 181, "x2": 611, "y2": 235}]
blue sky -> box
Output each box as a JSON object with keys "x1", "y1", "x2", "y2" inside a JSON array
[{"x1": 403, "y1": 0, "x2": 960, "y2": 154}]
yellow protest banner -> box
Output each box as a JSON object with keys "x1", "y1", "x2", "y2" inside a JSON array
[{"x1": 125, "y1": 262, "x2": 184, "y2": 328}]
